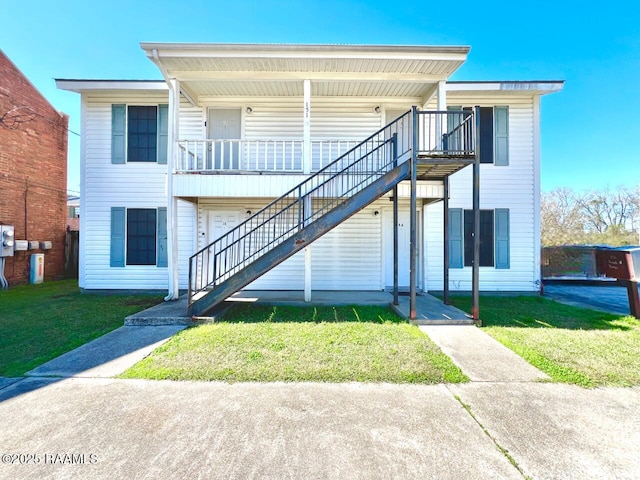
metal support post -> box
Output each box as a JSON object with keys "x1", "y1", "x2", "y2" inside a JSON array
[
  {"x1": 409, "y1": 106, "x2": 418, "y2": 320},
  {"x1": 392, "y1": 133, "x2": 399, "y2": 306},
  {"x1": 393, "y1": 185, "x2": 399, "y2": 306},
  {"x1": 472, "y1": 106, "x2": 481, "y2": 325},
  {"x1": 443, "y1": 176, "x2": 450, "y2": 305}
]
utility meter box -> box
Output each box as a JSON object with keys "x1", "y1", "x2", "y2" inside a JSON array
[
  {"x1": 40, "y1": 241, "x2": 52, "y2": 250},
  {"x1": 0, "y1": 225, "x2": 15, "y2": 257},
  {"x1": 30, "y1": 253, "x2": 44, "y2": 284},
  {"x1": 14, "y1": 240, "x2": 28, "y2": 252},
  {"x1": 28, "y1": 241, "x2": 39, "y2": 250}
]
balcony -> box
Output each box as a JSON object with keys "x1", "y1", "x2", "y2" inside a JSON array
[
  {"x1": 177, "y1": 138, "x2": 362, "y2": 174},
  {"x1": 172, "y1": 110, "x2": 475, "y2": 199}
]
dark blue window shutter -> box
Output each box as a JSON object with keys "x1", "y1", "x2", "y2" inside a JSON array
[
  {"x1": 448, "y1": 208, "x2": 463, "y2": 269},
  {"x1": 157, "y1": 207, "x2": 168, "y2": 268},
  {"x1": 157, "y1": 104, "x2": 169, "y2": 165},
  {"x1": 495, "y1": 208, "x2": 510, "y2": 269},
  {"x1": 110, "y1": 207, "x2": 126, "y2": 267},
  {"x1": 494, "y1": 106, "x2": 509, "y2": 166},
  {"x1": 111, "y1": 105, "x2": 126, "y2": 164}
]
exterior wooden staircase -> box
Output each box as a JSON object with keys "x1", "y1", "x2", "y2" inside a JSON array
[{"x1": 187, "y1": 108, "x2": 476, "y2": 316}]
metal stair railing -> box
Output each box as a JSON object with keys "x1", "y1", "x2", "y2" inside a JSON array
[
  {"x1": 188, "y1": 111, "x2": 413, "y2": 305},
  {"x1": 187, "y1": 108, "x2": 475, "y2": 307}
]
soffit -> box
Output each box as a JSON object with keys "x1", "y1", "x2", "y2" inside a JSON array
[{"x1": 142, "y1": 43, "x2": 469, "y2": 100}]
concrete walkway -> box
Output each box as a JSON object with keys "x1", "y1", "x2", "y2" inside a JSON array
[
  {"x1": 25, "y1": 326, "x2": 185, "y2": 378},
  {"x1": 421, "y1": 325, "x2": 549, "y2": 382},
  {"x1": 392, "y1": 295, "x2": 474, "y2": 325}
]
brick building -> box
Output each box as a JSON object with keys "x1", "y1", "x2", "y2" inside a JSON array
[{"x1": 0, "y1": 50, "x2": 68, "y2": 284}]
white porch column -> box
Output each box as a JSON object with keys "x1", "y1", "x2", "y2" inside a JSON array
[
  {"x1": 435, "y1": 80, "x2": 447, "y2": 149},
  {"x1": 303, "y1": 79, "x2": 312, "y2": 301},
  {"x1": 165, "y1": 78, "x2": 180, "y2": 301},
  {"x1": 303, "y1": 79, "x2": 311, "y2": 174}
]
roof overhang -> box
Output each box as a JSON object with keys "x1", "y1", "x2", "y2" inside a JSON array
[
  {"x1": 447, "y1": 81, "x2": 564, "y2": 96},
  {"x1": 55, "y1": 79, "x2": 167, "y2": 94},
  {"x1": 140, "y1": 43, "x2": 470, "y2": 102}
]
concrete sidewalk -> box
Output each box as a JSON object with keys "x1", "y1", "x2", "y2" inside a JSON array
[
  {"x1": 25, "y1": 325, "x2": 185, "y2": 378},
  {"x1": 1, "y1": 378, "x2": 638, "y2": 480},
  {"x1": 0, "y1": 300, "x2": 637, "y2": 478}
]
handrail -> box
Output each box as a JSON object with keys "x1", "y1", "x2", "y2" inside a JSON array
[
  {"x1": 187, "y1": 108, "x2": 475, "y2": 305},
  {"x1": 190, "y1": 111, "x2": 411, "y2": 260}
]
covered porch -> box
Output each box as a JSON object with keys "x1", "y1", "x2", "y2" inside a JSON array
[
  {"x1": 142, "y1": 42, "x2": 470, "y2": 177},
  {"x1": 142, "y1": 43, "x2": 482, "y2": 322},
  {"x1": 124, "y1": 290, "x2": 472, "y2": 326}
]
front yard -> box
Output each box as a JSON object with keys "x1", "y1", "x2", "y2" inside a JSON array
[
  {"x1": 447, "y1": 295, "x2": 640, "y2": 387},
  {"x1": 4, "y1": 280, "x2": 638, "y2": 389},
  {"x1": 120, "y1": 304, "x2": 468, "y2": 384},
  {"x1": 0, "y1": 280, "x2": 161, "y2": 377}
]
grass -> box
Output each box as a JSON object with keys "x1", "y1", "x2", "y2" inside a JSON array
[
  {"x1": 0, "y1": 280, "x2": 161, "y2": 377},
  {"x1": 121, "y1": 304, "x2": 468, "y2": 384},
  {"x1": 446, "y1": 295, "x2": 640, "y2": 387}
]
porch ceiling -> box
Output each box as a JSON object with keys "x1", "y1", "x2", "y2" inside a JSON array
[{"x1": 141, "y1": 43, "x2": 469, "y2": 101}]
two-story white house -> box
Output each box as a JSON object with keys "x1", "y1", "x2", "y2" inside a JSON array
[{"x1": 57, "y1": 43, "x2": 562, "y2": 318}]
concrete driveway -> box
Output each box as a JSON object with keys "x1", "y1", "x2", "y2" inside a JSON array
[{"x1": 543, "y1": 282, "x2": 638, "y2": 316}]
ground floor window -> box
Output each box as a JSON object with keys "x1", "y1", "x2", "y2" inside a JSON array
[
  {"x1": 110, "y1": 206, "x2": 167, "y2": 268},
  {"x1": 464, "y1": 210, "x2": 494, "y2": 267},
  {"x1": 448, "y1": 207, "x2": 509, "y2": 269},
  {"x1": 126, "y1": 208, "x2": 157, "y2": 265}
]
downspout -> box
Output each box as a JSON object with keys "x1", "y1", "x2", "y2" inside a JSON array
[{"x1": 152, "y1": 49, "x2": 179, "y2": 302}]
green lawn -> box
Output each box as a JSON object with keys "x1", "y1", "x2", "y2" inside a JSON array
[
  {"x1": 0, "y1": 280, "x2": 161, "y2": 377},
  {"x1": 121, "y1": 304, "x2": 468, "y2": 384},
  {"x1": 447, "y1": 295, "x2": 640, "y2": 387}
]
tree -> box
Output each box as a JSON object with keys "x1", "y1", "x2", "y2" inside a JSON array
[
  {"x1": 578, "y1": 186, "x2": 639, "y2": 245},
  {"x1": 541, "y1": 185, "x2": 640, "y2": 246},
  {"x1": 541, "y1": 188, "x2": 585, "y2": 246}
]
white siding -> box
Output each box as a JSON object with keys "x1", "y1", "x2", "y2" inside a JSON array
[
  {"x1": 174, "y1": 175, "x2": 443, "y2": 200},
  {"x1": 196, "y1": 200, "x2": 385, "y2": 291},
  {"x1": 174, "y1": 174, "x2": 308, "y2": 198},
  {"x1": 244, "y1": 100, "x2": 303, "y2": 139},
  {"x1": 82, "y1": 92, "x2": 197, "y2": 290},
  {"x1": 197, "y1": 198, "x2": 304, "y2": 290},
  {"x1": 311, "y1": 100, "x2": 382, "y2": 138},
  {"x1": 81, "y1": 88, "x2": 539, "y2": 293},
  {"x1": 311, "y1": 206, "x2": 383, "y2": 290},
  {"x1": 424, "y1": 95, "x2": 539, "y2": 292}
]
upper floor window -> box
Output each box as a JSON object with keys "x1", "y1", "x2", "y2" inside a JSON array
[
  {"x1": 111, "y1": 104, "x2": 168, "y2": 165},
  {"x1": 127, "y1": 106, "x2": 157, "y2": 163},
  {"x1": 449, "y1": 106, "x2": 509, "y2": 165}
]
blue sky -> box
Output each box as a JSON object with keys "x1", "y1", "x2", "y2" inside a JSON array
[{"x1": 2, "y1": 0, "x2": 638, "y2": 194}]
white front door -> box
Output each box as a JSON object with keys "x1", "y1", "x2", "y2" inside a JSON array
[
  {"x1": 205, "y1": 210, "x2": 240, "y2": 283},
  {"x1": 207, "y1": 210, "x2": 239, "y2": 244},
  {"x1": 207, "y1": 108, "x2": 241, "y2": 169},
  {"x1": 384, "y1": 210, "x2": 411, "y2": 289}
]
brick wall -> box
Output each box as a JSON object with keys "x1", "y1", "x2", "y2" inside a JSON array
[{"x1": 0, "y1": 50, "x2": 68, "y2": 284}]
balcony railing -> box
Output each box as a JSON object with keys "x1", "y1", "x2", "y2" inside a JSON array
[
  {"x1": 177, "y1": 138, "x2": 367, "y2": 173},
  {"x1": 176, "y1": 110, "x2": 474, "y2": 174}
]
